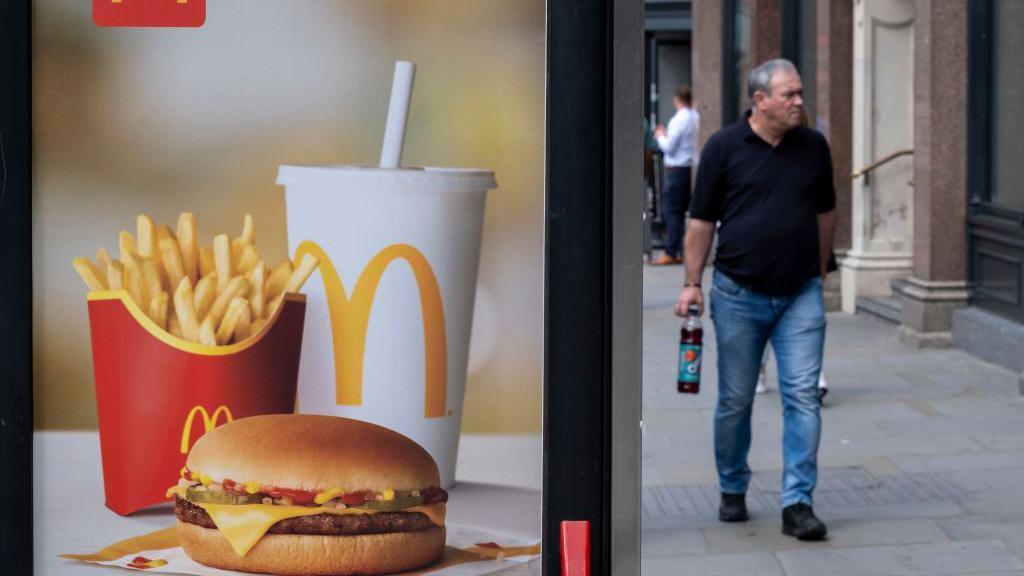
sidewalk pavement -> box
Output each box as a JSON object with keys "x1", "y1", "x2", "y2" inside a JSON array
[{"x1": 642, "y1": 264, "x2": 1024, "y2": 576}]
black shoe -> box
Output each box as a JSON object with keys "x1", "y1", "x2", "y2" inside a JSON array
[
  {"x1": 718, "y1": 493, "x2": 748, "y2": 522},
  {"x1": 782, "y1": 503, "x2": 827, "y2": 540}
]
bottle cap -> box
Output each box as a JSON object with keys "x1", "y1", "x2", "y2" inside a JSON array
[{"x1": 687, "y1": 304, "x2": 700, "y2": 315}]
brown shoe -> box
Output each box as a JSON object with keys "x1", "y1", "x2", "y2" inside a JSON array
[{"x1": 650, "y1": 254, "x2": 682, "y2": 266}]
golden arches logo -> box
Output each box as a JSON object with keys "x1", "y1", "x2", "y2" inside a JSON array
[
  {"x1": 294, "y1": 241, "x2": 447, "y2": 418},
  {"x1": 180, "y1": 405, "x2": 233, "y2": 454}
]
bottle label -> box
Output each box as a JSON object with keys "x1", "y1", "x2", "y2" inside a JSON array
[{"x1": 678, "y1": 344, "x2": 702, "y2": 383}]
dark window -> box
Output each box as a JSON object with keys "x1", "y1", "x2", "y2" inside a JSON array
[
  {"x1": 723, "y1": 0, "x2": 752, "y2": 125},
  {"x1": 990, "y1": 0, "x2": 1024, "y2": 210},
  {"x1": 782, "y1": 0, "x2": 817, "y2": 126},
  {"x1": 967, "y1": 0, "x2": 1024, "y2": 323}
]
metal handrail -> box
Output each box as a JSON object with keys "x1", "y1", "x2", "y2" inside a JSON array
[{"x1": 851, "y1": 149, "x2": 914, "y2": 184}]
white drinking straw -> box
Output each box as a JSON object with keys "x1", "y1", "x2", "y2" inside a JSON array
[{"x1": 380, "y1": 61, "x2": 416, "y2": 168}]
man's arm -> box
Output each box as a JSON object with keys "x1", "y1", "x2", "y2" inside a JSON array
[
  {"x1": 817, "y1": 209, "x2": 837, "y2": 278},
  {"x1": 656, "y1": 113, "x2": 684, "y2": 154},
  {"x1": 674, "y1": 218, "x2": 716, "y2": 316}
]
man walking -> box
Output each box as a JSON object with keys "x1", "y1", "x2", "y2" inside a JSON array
[
  {"x1": 652, "y1": 86, "x2": 699, "y2": 265},
  {"x1": 674, "y1": 59, "x2": 836, "y2": 540}
]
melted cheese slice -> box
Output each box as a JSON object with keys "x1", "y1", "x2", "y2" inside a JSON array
[{"x1": 167, "y1": 485, "x2": 446, "y2": 557}]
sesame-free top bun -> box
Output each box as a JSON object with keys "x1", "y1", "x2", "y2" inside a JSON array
[{"x1": 186, "y1": 414, "x2": 440, "y2": 492}]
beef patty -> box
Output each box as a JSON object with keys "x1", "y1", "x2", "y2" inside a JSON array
[{"x1": 175, "y1": 497, "x2": 439, "y2": 536}]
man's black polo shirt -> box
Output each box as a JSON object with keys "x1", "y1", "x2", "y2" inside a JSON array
[{"x1": 689, "y1": 114, "x2": 836, "y2": 296}]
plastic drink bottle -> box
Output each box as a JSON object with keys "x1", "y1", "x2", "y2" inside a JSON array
[{"x1": 678, "y1": 304, "x2": 703, "y2": 394}]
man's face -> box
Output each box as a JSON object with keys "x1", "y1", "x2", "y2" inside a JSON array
[{"x1": 755, "y1": 70, "x2": 803, "y2": 130}]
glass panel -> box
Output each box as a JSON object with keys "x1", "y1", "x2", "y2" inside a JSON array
[
  {"x1": 991, "y1": 0, "x2": 1024, "y2": 209},
  {"x1": 33, "y1": 1, "x2": 546, "y2": 571},
  {"x1": 657, "y1": 43, "x2": 692, "y2": 125}
]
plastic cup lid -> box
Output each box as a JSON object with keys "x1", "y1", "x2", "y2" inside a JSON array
[{"x1": 277, "y1": 165, "x2": 497, "y2": 192}]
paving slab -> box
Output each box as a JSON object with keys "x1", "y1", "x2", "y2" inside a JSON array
[
  {"x1": 641, "y1": 265, "x2": 1024, "y2": 574},
  {"x1": 890, "y1": 450, "x2": 1024, "y2": 474},
  {"x1": 642, "y1": 552, "x2": 785, "y2": 576},
  {"x1": 642, "y1": 526, "x2": 709, "y2": 558},
  {"x1": 775, "y1": 541, "x2": 1024, "y2": 576},
  {"x1": 700, "y1": 518, "x2": 948, "y2": 554}
]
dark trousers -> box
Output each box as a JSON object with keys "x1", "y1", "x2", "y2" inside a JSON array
[{"x1": 662, "y1": 167, "x2": 691, "y2": 259}]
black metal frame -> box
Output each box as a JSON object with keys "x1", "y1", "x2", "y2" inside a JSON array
[
  {"x1": 722, "y1": 0, "x2": 740, "y2": 126},
  {"x1": 0, "y1": 1, "x2": 34, "y2": 574},
  {"x1": 5, "y1": 2, "x2": 639, "y2": 574},
  {"x1": 545, "y1": 1, "x2": 614, "y2": 573},
  {"x1": 966, "y1": 0, "x2": 1024, "y2": 322}
]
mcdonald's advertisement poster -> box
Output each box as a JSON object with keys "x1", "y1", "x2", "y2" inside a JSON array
[{"x1": 34, "y1": 1, "x2": 545, "y2": 573}]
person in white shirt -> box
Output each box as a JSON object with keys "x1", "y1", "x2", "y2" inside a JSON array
[{"x1": 652, "y1": 85, "x2": 700, "y2": 265}]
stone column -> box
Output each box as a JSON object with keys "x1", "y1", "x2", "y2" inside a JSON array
[
  {"x1": 841, "y1": 0, "x2": 916, "y2": 313},
  {"x1": 816, "y1": 0, "x2": 853, "y2": 255},
  {"x1": 816, "y1": 0, "x2": 853, "y2": 311},
  {"x1": 898, "y1": 0, "x2": 969, "y2": 347},
  {"x1": 751, "y1": 0, "x2": 782, "y2": 65},
  {"x1": 692, "y1": 0, "x2": 723, "y2": 147}
]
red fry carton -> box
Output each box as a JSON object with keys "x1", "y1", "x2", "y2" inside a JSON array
[{"x1": 86, "y1": 290, "x2": 306, "y2": 515}]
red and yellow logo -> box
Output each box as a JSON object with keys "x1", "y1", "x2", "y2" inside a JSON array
[
  {"x1": 93, "y1": 0, "x2": 206, "y2": 28},
  {"x1": 180, "y1": 405, "x2": 233, "y2": 454}
]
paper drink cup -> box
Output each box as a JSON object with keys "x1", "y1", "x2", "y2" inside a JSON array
[
  {"x1": 278, "y1": 165, "x2": 496, "y2": 488},
  {"x1": 86, "y1": 291, "x2": 306, "y2": 515}
]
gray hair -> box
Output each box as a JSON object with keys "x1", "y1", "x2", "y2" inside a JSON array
[{"x1": 747, "y1": 59, "x2": 798, "y2": 99}]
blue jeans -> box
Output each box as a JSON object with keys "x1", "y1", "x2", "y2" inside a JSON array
[{"x1": 710, "y1": 270, "x2": 825, "y2": 507}]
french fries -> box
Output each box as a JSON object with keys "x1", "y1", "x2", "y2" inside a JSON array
[
  {"x1": 213, "y1": 234, "x2": 232, "y2": 293},
  {"x1": 193, "y1": 275, "x2": 217, "y2": 320},
  {"x1": 206, "y1": 276, "x2": 250, "y2": 328},
  {"x1": 136, "y1": 215, "x2": 157, "y2": 260},
  {"x1": 73, "y1": 258, "x2": 107, "y2": 291},
  {"x1": 148, "y1": 292, "x2": 169, "y2": 331},
  {"x1": 72, "y1": 212, "x2": 319, "y2": 346},
  {"x1": 177, "y1": 213, "x2": 199, "y2": 284},
  {"x1": 173, "y1": 277, "x2": 200, "y2": 342},
  {"x1": 106, "y1": 261, "x2": 124, "y2": 290},
  {"x1": 159, "y1": 237, "x2": 186, "y2": 291},
  {"x1": 216, "y1": 298, "x2": 249, "y2": 345},
  {"x1": 198, "y1": 317, "x2": 217, "y2": 346},
  {"x1": 199, "y1": 246, "x2": 215, "y2": 278},
  {"x1": 265, "y1": 260, "x2": 293, "y2": 301},
  {"x1": 96, "y1": 248, "x2": 112, "y2": 269}
]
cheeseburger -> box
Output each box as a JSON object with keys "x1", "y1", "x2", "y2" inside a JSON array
[{"x1": 168, "y1": 414, "x2": 448, "y2": 575}]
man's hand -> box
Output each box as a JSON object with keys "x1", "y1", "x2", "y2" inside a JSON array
[
  {"x1": 654, "y1": 124, "x2": 667, "y2": 138},
  {"x1": 675, "y1": 286, "x2": 704, "y2": 317}
]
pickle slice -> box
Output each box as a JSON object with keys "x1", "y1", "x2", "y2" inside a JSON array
[
  {"x1": 357, "y1": 495, "x2": 425, "y2": 511},
  {"x1": 185, "y1": 486, "x2": 262, "y2": 505}
]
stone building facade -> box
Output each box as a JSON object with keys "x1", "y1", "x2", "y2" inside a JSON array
[{"x1": 682, "y1": 0, "x2": 1024, "y2": 372}]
